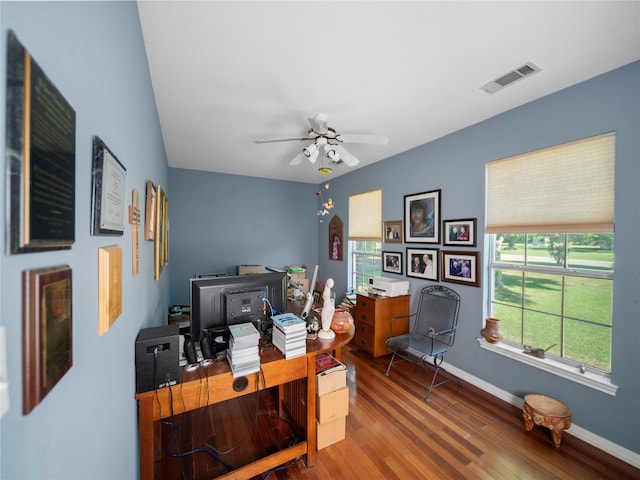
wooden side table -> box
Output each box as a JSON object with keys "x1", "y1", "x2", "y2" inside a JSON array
[{"x1": 522, "y1": 393, "x2": 572, "y2": 448}]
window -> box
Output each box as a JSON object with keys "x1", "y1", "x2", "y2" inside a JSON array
[
  {"x1": 348, "y1": 190, "x2": 382, "y2": 294},
  {"x1": 486, "y1": 133, "x2": 615, "y2": 374}
]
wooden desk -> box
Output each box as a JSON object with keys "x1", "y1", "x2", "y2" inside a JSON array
[{"x1": 136, "y1": 328, "x2": 354, "y2": 479}]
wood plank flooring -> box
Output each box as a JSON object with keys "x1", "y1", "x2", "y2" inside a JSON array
[{"x1": 158, "y1": 343, "x2": 639, "y2": 479}]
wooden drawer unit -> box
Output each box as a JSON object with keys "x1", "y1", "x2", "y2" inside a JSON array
[{"x1": 354, "y1": 293, "x2": 410, "y2": 357}]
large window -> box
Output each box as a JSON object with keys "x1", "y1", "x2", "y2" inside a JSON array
[
  {"x1": 489, "y1": 233, "x2": 613, "y2": 372},
  {"x1": 486, "y1": 133, "x2": 615, "y2": 374},
  {"x1": 348, "y1": 190, "x2": 382, "y2": 294}
]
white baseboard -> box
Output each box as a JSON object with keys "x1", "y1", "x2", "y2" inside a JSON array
[{"x1": 443, "y1": 362, "x2": 640, "y2": 469}]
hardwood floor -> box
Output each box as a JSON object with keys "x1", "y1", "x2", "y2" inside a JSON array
[{"x1": 158, "y1": 343, "x2": 639, "y2": 479}]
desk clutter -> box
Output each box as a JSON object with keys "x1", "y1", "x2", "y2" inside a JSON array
[
  {"x1": 315, "y1": 353, "x2": 349, "y2": 450},
  {"x1": 226, "y1": 322, "x2": 261, "y2": 377},
  {"x1": 271, "y1": 313, "x2": 307, "y2": 359}
]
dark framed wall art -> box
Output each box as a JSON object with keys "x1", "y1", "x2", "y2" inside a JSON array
[
  {"x1": 443, "y1": 218, "x2": 477, "y2": 247},
  {"x1": 406, "y1": 247, "x2": 439, "y2": 281},
  {"x1": 441, "y1": 250, "x2": 480, "y2": 287},
  {"x1": 22, "y1": 265, "x2": 73, "y2": 414},
  {"x1": 382, "y1": 251, "x2": 403, "y2": 275},
  {"x1": 91, "y1": 136, "x2": 127, "y2": 236},
  {"x1": 5, "y1": 31, "x2": 76, "y2": 254},
  {"x1": 404, "y1": 189, "x2": 441, "y2": 244}
]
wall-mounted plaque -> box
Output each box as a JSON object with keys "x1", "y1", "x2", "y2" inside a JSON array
[
  {"x1": 91, "y1": 136, "x2": 126, "y2": 236},
  {"x1": 5, "y1": 31, "x2": 76, "y2": 254},
  {"x1": 22, "y1": 265, "x2": 73, "y2": 414},
  {"x1": 98, "y1": 245, "x2": 123, "y2": 336}
]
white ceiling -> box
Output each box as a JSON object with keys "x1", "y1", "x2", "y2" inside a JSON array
[{"x1": 137, "y1": 1, "x2": 640, "y2": 184}]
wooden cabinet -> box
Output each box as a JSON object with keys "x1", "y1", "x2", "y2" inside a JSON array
[{"x1": 354, "y1": 293, "x2": 410, "y2": 357}]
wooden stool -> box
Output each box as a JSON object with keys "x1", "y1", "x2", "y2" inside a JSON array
[{"x1": 522, "y1": 393, "x2": 572, "y2": 448}]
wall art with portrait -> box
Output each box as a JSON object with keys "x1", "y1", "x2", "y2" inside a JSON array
[
  {"x1": 22, "y1": 265, "x2": 73, "y2": 414},
  {"x1": 404, "y1": 189, "x2": 441, "y2": 244},
  {"x1": 441, "y1": 250, "x2": 480, "y2": 287},
  {"x1": 383, "y1": 220, "x2": 403, "y2": 244},
  {"x1": 329, "y1": 215, "x2": 343, "y2": 261},
  {"x1": 443, "y1": 218, "x2": 477, "y2": 247},
  {"x1": 406, "y1": 247, "x2": 439, "y2": 281},
  {"x1": 382, "y1": 251, "x2": 403, "y2": 275}
]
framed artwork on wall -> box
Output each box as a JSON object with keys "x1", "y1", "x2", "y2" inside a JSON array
[
  {"x1": 404, "y1": 189, "x2": 441, "y2": 244},
  {"x1": 91, "y1": 136, "x2": 126, "y2": 236},
  {"x1": 406, "y1": 247, "x2": 439, "y2": 281},
  {"x1": 443, "y1": 218, "x2": 477, "y2": 247},
  {"x1": 441, "y1": 250, "x2": 480, "y2": 287},
  {"x1": 382, "y1": 251, "x2": 403, "y2": 275},
  {"x1": 22, "y1": 265, "x2": 73, "y2": 414},
  {"x1": 144, "y1": 180, "x2": 156, "y2": 241},
  {"x1": 329, "y1": 215, "x2": 343, "y2": 261},
  {"x1": 383, "y1": 220, "x2": 403, "y2": 243}
]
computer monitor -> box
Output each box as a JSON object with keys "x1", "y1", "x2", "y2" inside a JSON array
[{"x1": 189, "y1": 271, "x2": 287, "y2": 341}]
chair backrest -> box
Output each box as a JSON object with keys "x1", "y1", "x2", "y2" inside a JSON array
[{"x1": 412, "y1": 285, "x2": 461, "y2": 347}]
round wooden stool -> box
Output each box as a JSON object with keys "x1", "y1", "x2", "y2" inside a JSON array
[{"x1": 522, "y1": 393, "x2": 572, "y2": 448}]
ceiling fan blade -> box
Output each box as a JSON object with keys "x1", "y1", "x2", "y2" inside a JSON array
[
  {"x1": 289, "y1": 150, "x2": 307, "y2": 165},
  {"x1": 255, "y1": 136, "x2": 310, "y2": 144},
  {"x1": 334, "y1": 145, "x2": 360, "y2": 166},
  {"x1": 336, "y1": 133, "x2": 389, "y2": 145}
]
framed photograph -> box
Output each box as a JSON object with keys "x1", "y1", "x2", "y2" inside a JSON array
[
  {"x1": 329, "y1": 215, "x2": 343, "y2": 261},
  {"x1": 441, "y1": 250, "x2": 480, "y2": 287},
  {"x1": 383, "y1": 220, "x2": 403, "y2": 243},
  {"x1": 382, "y1": 251, "x2": 403, "y2": 275},
  {"x1": 443, "y1": 218, "x2": 477, "y2": 247},
  {"x1": 404, "y1": 189, "x2": 441, "y2": 244},
  {"x1": 406, "y1": 247, "x2": 439, "y2": 281},
  {"x1": 91, "y1": 136, "x2": 127, "y2": 236},
  {"x1": 22, "y1": 265, "x2": 73, "y2": 414},
  {"x1": 144, "y1": 180, "x2": 156, "y2": 241}
]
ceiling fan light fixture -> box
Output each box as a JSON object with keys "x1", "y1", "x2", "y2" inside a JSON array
[
  {"x1": 323, "y1": 143, "x2": 339, "y2": 161},
  {"x1": 318, "y1": 166, "x2": 332, "y2": 174},
  {"x1": 303, "y1": 142, "x2": 319, "y2": 163}
]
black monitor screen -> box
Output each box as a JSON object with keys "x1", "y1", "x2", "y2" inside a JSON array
[{"x1": 189, "y1": 271, "x2": 287, "y2": 341}]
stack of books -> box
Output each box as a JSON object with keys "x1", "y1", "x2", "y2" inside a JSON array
[
  {"x1": 226, "y1": 322, "x2": 260, "y2": 377},
  {"x1": 271, "y1": 313, "x2": 307, "y2": 359}
]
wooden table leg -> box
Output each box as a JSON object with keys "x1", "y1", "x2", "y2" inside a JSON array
[{"x1": 306, "y1": 354, "x2": 317, "y2": 467}]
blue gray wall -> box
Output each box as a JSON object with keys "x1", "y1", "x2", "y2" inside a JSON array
[
  {"x1": 1, "y1": 2, "x2": 169, "y2": 479},
  {"x1": 1, "y1": 1, "x2": 638, "y2": 478},
  {"x1": 314, "y1": 61, "x2": 640, "y2": 456},
  {"x1": 167, "y1": 168, "x2": 319, "y2": 305}
]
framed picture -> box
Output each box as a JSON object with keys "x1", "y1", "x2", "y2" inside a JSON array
[
  {"x1": 406, "y1": 247, "x2": 439, "y2": 281},
  {"x1": 329, "y1": 215, "x2": 343, "y2": 261},
  {"x1": 6, "y1": 31, "x2": 76, "y2": 254},
  {"x1": 154, "y1": 185, "x2": 169, "y2": 280},
  {"x1": 91, "y1": 136, "x2": 127, "y2": 236},
  {"x1": 22, "y1": 265, "x2": 73, "y2": 414},
  {"x1": 441, "y1": 250, "x2": 480, "y2": 287},
  {"x1": 443, "y1": 218, "x2": 477, "y2": 247},
  {"x1": 382, "y1": 251, "x2": 403, "y2": 275},
  {"x1": 144, "y1": 180, "x2": 156, "y2": 241},
  {"x1": 383, "y1": 220, "x2": 403, "y2": 243},
  {"x1": 404, "y1": 189, "x2": 441, "y2": 244}
]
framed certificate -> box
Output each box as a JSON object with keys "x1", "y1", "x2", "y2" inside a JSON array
[{"x1": 91, "y1": 136, "x2": 126, "y2": 236}]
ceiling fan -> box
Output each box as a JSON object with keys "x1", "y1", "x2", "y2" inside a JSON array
[{"x1": 255, "y1": 114, "x2": 388, "y2": 170}]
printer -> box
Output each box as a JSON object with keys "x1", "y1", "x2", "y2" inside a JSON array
[{"x1": 367, "y1": 277, "x2": 409, "y2": 297}]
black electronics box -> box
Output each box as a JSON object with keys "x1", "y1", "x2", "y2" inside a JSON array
[{"x1": 135, "y1": 324, "x2": 180, "y2": 394}]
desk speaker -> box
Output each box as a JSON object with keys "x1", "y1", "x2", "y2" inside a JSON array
[{"x1": 135, "y1": 324, "x2": 180, "y2": 394}]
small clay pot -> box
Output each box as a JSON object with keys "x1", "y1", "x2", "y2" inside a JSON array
[{"x1": 482, "y1": 317, "x2": 503, "y2": 343}]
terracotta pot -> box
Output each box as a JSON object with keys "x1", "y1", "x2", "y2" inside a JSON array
[
  {"x1": 331, "y1": 308, "x2": 354, "y2": 333},
  {"x1": 482, "y1": 317, "x2": 503, "y2": 343}
]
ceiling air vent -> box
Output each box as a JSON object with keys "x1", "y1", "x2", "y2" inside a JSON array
[{"x1": 480, "y1": 62, "x2": 541, "y2": 94}]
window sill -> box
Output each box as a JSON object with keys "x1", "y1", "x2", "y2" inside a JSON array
[{"x1": 477, "y1": 338, "x2": 618, "y2": 396}]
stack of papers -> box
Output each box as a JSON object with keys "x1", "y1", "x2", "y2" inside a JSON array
[
  {"x1": 271, "y1": 313, "x2": 307, "y2": 359},
  {"x1": 226, "y1": 322, "x2": 260, "y2": 377}
]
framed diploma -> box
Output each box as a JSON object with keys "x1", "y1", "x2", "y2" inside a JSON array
[
  {"x1": 22, "y1": 265, "x2": 73, "y2": 414},
  {"x1": 6, "y1": 31, "x2": 76, "y2": 254},
  {"x1": 91, "y1": 136, "x2": 127, "y2": 236}
]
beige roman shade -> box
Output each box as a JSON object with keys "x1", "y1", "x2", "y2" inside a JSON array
[
  {"x1": 486, "y1": 132, "x2": 615, "y2": 234},
  {"x1": 348, "y1": 189, "x2": 382, "y2": 240}
]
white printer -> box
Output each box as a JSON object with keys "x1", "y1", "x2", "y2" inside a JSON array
[{"x1": 367, "y1": 277, "x2": 409, "y2": 297}]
